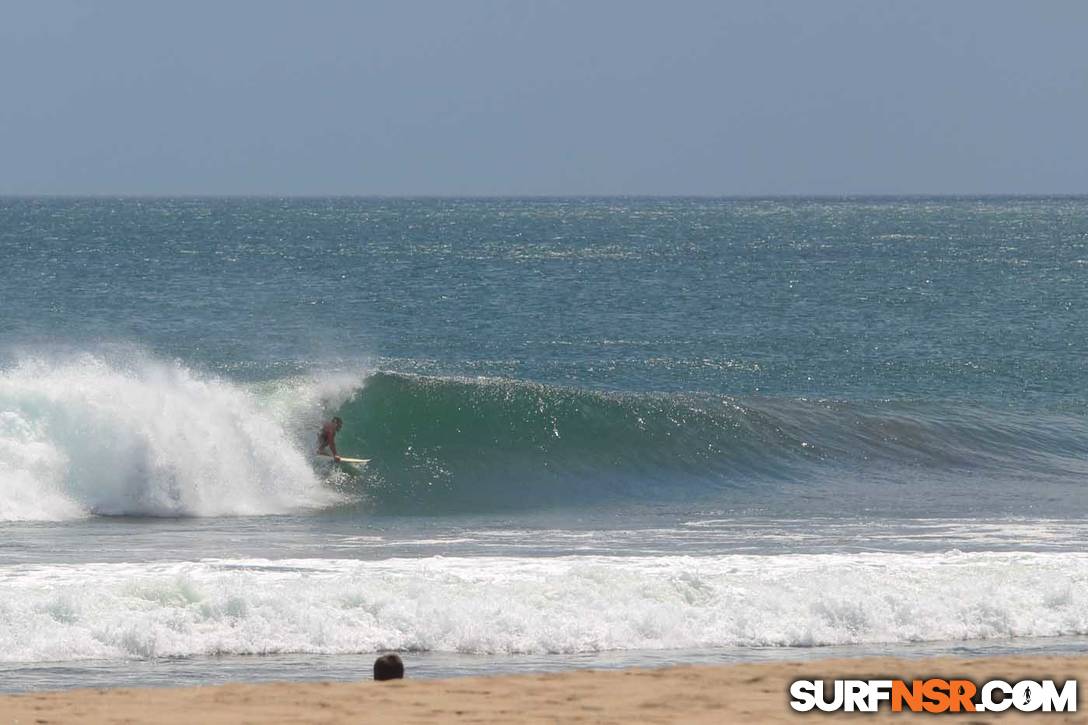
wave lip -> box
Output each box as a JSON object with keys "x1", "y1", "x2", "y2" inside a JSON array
[
  {"x1": 1, "y1": 552, "x2": 1085, "y2": 662},
  {"x1": 0, "y1": 353, "x2": 340, "y2": 521}
]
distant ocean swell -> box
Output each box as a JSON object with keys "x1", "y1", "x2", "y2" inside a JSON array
[
  {"x1": 1, "y1": 553, "x2": 1086, "y2": 661},
  {"x1": 2, "y1": 353, "x2": 1087, "y2": 520}
]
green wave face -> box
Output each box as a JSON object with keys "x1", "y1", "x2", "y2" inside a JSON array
[
  {"x1": 332, "y1": 373, "x2": 784, "y2": 512},
  {"x1": 326, "y1": 373, "x2": 1088, "y2": 514}
]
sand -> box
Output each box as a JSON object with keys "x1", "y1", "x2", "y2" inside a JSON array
[{"x1": 1, "y1": 655, "x2": 1085, "y2": 723}]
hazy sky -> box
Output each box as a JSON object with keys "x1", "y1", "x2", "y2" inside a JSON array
[{"x1": 2, "y1": 1, "x2": 1085, "y2": 195}]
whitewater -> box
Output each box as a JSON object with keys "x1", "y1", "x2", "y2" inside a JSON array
[
  {"x1": 0, "y1": 353, "x2": 346, "y2": 520},
  {"x1": 2, "y1": 196, "x2": 1087, "y2": 691},
  {"x1": 3, "y1": 349, "x2": 1087, "y2": 689},
  {"x1": 4, "y1": 553, "x2": 1088, "y2": 663}
]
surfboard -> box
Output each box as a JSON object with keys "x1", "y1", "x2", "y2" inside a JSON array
[{"x1": 317, "y1": 454, "x2": 370, "y2": 465}]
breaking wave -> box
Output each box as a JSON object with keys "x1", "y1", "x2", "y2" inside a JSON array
[
  {"x1": 3, "y1": 354, "x2": 1086, "y2": 520},
  {"x1": 332, "y1": 372, "x2": 1088, "y2": 512},
  {"x1": 0, "y1": 353, "x2": 340, "y2": 521}
]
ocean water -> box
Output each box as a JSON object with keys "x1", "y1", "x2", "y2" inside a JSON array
[{"x1": 1, "y1": 197, "x2": 1087, "y2": 691}]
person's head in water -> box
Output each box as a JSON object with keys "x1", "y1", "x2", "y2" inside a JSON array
[
  {"x1": 373, "y1": 653, "x2": 404, "y2": 681},
  {"x1": 332, "y1": 416, "x2": 343, "y2": 430}
]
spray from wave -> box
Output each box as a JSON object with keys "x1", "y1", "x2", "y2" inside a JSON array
[{"x1": 0, "y1": 353, "x2": 341, "y2": 521}]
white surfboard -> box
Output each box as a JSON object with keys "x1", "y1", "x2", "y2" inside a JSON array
[{"x1": 317, "y1": 454, "x2": 370, "y2": 465}]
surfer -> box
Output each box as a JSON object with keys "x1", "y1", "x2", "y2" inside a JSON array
[{"x1": 316, "y1": 416, "x2": 343, "y2": 462}]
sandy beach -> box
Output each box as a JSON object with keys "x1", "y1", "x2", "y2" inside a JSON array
[{"x1": 2, "y1": 654, "x2": 1084, "y2": 724}]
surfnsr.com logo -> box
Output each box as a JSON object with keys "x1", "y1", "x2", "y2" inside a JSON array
[{"x1": 790, "y1": 678, "x2": 1077, "y2": 713}]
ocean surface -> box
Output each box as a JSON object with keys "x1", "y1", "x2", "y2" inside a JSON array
[{"x1": 1, "y1": 197, "x2": 1087, "y2": 691}]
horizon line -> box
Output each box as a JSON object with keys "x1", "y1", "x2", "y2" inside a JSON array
[{"x1": 2, "y1": 193, "x2": 1087, "y2": 201}]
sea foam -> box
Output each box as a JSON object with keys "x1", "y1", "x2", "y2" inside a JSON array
[{"x1": 1, "y1": 552, "x2": 1085, "y2": 662}]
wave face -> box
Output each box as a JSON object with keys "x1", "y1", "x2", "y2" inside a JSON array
[
  {"x1": 0, "y1": 354, "x2": 339, "y2": 521},
  {"x1": 2, "y1": 552, "x2": 1086, "y2": 661},
  {"x1": 334, "y1": 372, "x2": 1088, "y2": 512},
  {"x1": 4, "y1": 357, "x2": 1087, "y2": 520}
]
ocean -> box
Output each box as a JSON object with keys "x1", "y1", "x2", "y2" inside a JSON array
[{"x1": 1, "y1": 197, "x2": 1086, "y2": 691}]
